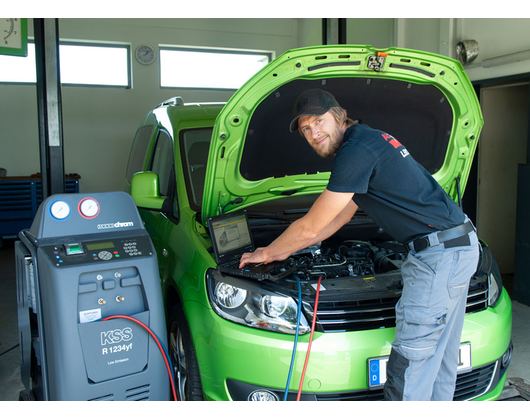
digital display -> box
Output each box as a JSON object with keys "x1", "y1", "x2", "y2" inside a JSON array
[
  {"x1": 86, "y1": 241, "x2": 115, "y2": 251},
  {"x1": 211, "y1": 214, "x2": 252, "y2": 255}
]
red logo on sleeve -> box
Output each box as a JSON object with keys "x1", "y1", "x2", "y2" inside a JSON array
[
  {"x1": 382, "y1": 133, "x2": 403, "y2": 149},
  {"x1": 382, "y1": 133, "x2": 410, "y2": 158}
]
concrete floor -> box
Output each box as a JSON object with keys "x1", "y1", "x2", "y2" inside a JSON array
[
  {"x1": 0, "y1": 239, "x2": 23, "y2": 401},
  {"x1": 1, "y1": 237, "x2": 529, "y2": 401}
]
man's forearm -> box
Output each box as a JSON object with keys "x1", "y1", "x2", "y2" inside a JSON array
[
  {"x1": 239, "y1": 190, "x2": 356, "y2": 267},
  {"x1": 263, "y1": 199, "x2": 358, "y2": 262}
]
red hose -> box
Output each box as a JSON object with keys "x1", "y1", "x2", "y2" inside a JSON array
[
  {"x1": 101, "y1": 315, "x2": 178, "y2": 401},
  {"x1": 296, "y1": 276, "x2": 322, "y2": 401}
]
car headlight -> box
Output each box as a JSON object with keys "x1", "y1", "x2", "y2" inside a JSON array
[
  {"x1": 207, "y1": 269, "x2": 310, "y2": 335},
  {"x1": 484, "y1": 246, "x2": 503, "y2": 307},
  {"x1": 476, "y1": 243, "x2": 503, "y2": 307},
  {"x1": 215, "y1": 282, "x2": 248, "y2": 309},
  {"x1": 488, "y1": 266, "x2": 503, "y2": 307}
]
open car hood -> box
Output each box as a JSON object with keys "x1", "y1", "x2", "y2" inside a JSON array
[{"x1": 202, "y1": 45, "x2": 483, "y2": 221}]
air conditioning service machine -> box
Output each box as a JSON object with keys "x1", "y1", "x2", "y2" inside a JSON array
[{"x1": 15, "y1": 192, "x2": 170, "y2": 401}]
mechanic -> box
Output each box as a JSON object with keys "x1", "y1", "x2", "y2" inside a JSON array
[{"x1": 239, "y1": 88, "x2": 480, "y2": 401}]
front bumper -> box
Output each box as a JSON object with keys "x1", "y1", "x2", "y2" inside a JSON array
[
  {"x1": 228, "y1": 343, "x2": 512, "y2": 400},
  {"x1": 187, "y1": 288, "x2": 512, "y2": 401}
]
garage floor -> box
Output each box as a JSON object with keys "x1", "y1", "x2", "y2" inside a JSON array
[{"x1": 1, "y1": 238, "x2": 529, "y2": 401}]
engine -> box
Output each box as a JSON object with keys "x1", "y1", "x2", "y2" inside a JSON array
[{"x1": 291, "y1": 240, "x2": 407, "y2": 280}]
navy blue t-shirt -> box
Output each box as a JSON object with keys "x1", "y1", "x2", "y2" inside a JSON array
[{"x1": 327, "y1": 124, "x2": 465, "y2": 243}]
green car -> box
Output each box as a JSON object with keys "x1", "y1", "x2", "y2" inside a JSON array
[{"x1": 126, "y1": 45, "x2": 512, "y2": 401}]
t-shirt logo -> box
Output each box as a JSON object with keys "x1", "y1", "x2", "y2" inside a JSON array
[{"x1": 382, "y1": 133, "x2": 410, "y2": 158}]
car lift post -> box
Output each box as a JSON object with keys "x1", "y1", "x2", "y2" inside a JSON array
[
  {"x1": 322, "y1": 18, "x2": 346, "y2": 45},
  {"x1": 34, "y1": 18, "x2": 65, "y2": 199}
]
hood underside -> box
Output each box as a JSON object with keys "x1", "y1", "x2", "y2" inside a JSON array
[
  {"x1": 202, "y1": 45, "x2": 483, "y2": 221},
  {"x1": 241, "y1": 77, "x2": 452, "y2": 181}
]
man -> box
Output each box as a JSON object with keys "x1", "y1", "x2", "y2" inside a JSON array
[{"x1": 239, "y1": 88, "x2": 480, "y2": 401}]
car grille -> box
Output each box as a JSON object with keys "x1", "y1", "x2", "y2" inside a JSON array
[
  {"x1": 310, "y1": 280, "x2": 489, "y2": 333},
  {"x1": 465, "y1": 281, "x2": 489, "y2": 313},
  {"x1": 315, "y1": 361, "x2": 497, "y2": 401},
  {"x1": 314, "y1": 297, "x2": 399, "y2": 333},
  {"x1": 453, "y1": 361, "x2": 497, "y2": 401}
]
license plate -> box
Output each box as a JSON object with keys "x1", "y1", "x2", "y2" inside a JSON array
[
  {"x1": 367, "y1": 342, "x2": 472, "y2": 389},
  {"x1": 368, "y1": 357, "x2": 388, "y2": 389}
]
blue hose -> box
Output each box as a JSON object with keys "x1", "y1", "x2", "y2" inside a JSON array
[{"x1": 283, "y1": 274, "x2": 302, "y2": 401}]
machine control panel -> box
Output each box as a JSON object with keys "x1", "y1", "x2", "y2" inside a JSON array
[
  {"x1": 25, "y1": 191, "x2": 155, "y2": 268},
  {"x1": 42, "y1": 235, "x2": 153, "y2": 267}
]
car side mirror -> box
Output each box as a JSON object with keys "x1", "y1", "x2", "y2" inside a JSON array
[{"x1": 130, "y1": 171, "x2": 166, "y2": 210}]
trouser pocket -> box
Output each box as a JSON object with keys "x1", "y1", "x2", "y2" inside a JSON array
[
  {"x1": 396, "y1": 304, "x2": 447, "y2": 361},
  {"x1": 447, "y1": 245, "x2": 480, "y2": 299}
]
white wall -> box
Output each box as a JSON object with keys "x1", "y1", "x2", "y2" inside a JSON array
[
  {"x1": 456, "y1": 18, "x2": 530, "y2": 81},
  {"x1": 2, "y1": 18, "x2": 530, "y2": 194},
  {"x1": 391, "y1": 18, "x2": 530, "y2": 82},
  {"x1": 0, "y1": 18, "x2": 300, "y2": 193}
]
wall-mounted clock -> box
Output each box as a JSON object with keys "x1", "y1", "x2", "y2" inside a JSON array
[
  {"x1": 135, "y1": 44, "x2": 156, "y2": 65},
  {"x1": 0, "y1": 18, "x2": 28, "y2": 57}
]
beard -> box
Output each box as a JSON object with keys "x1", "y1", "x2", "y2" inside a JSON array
[{"x1": 311, "y1": 131, "x2": 344, "y2": 158}]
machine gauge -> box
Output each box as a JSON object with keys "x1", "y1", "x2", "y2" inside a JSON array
[
  {"x1": 50, "y1": 200, "x2": 71, "y2": 220},
  {"x1": 79, "y1": 198, "x2": 100, "y2": 219}
]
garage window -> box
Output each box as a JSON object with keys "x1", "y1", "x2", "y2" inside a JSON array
[
  {"x1": 0, "y1": 41, "x2": 131, "y2": 87},
  {"x1": 160, "y1": 46, "x2": 273, "y2": 90}
]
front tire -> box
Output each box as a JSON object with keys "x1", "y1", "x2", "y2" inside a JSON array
[{"x1": 168, "y1": 305, "x2": 204, "y2": 400}]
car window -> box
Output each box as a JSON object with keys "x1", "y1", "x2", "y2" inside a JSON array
[
  {"x1": 126, "y1": 125, "x2": 154, "y2": 184},
  {"x1": 180, "y1": 128, "x2": 213, "y2": 211},
  {"x1": 150, "y1": 130, "x2": 174, "y2": 197}
]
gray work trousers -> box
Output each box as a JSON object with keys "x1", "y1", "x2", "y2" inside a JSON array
[{"x1": 383, "y1": 228, "x2": 480, "y2": 401}]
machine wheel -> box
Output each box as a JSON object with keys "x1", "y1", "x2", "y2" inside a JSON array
[
  {"x1": 19, "y1": 389, "x2": 36, "y2": 401},
  {"x1": 168, "y1": 305, "x2": 204, "y2": 401}
]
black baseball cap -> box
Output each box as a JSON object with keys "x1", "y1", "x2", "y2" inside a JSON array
[{"x1": 289, "y1": 89, "x2": 340, "y2": 132}]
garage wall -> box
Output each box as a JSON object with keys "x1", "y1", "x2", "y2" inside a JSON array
[
  {"x1": 478, "y1": 84, "x2": 529, "y2": 273},
  {"x1": 456, "y1": 19, "x2": 530, "y2": 81},
  {"x1": 2, "y1": 18, "x2": 530, "y2": 195},
  {"x1": 0, "y1": 18, "x2": 300, "y2": 193}
]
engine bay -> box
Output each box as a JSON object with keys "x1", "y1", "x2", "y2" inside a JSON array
[
  {"x1": 247, "y1": 213, "x2": 408, "y2": 294},
  {"x1": 211, "y1": 215, "x2": 490, "y2": 334},
  {"x1": 291, "y1": 240, "x2": 407, "y2": 281}
]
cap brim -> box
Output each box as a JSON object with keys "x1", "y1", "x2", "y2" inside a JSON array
[{"x1": 289, "y1": 107, "x2": 330, "y2": 133}]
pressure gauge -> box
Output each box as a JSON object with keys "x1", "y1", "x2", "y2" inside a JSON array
[
  {"x1": 135, "y1": 45, "x2": 155, "y2": 65},
  {"x1": 50, "y1": 200, "x2": 71, "y2": 220},
  {"x1": 79, "y1": 198, "x2": 100, "y2": 219}
]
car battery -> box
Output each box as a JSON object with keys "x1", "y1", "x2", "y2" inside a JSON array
[{"x1": 15, "y1": 192, "x2": 169, "y2": 401}]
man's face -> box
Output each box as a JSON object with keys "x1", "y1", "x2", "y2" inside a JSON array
[{"x1": 298, "y1": 112, "x2": 346, "y2": 158}]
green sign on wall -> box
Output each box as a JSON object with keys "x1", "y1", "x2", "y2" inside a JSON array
[{"x1": 0, "y1": 18, "x2": 28, "y2": 57}]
